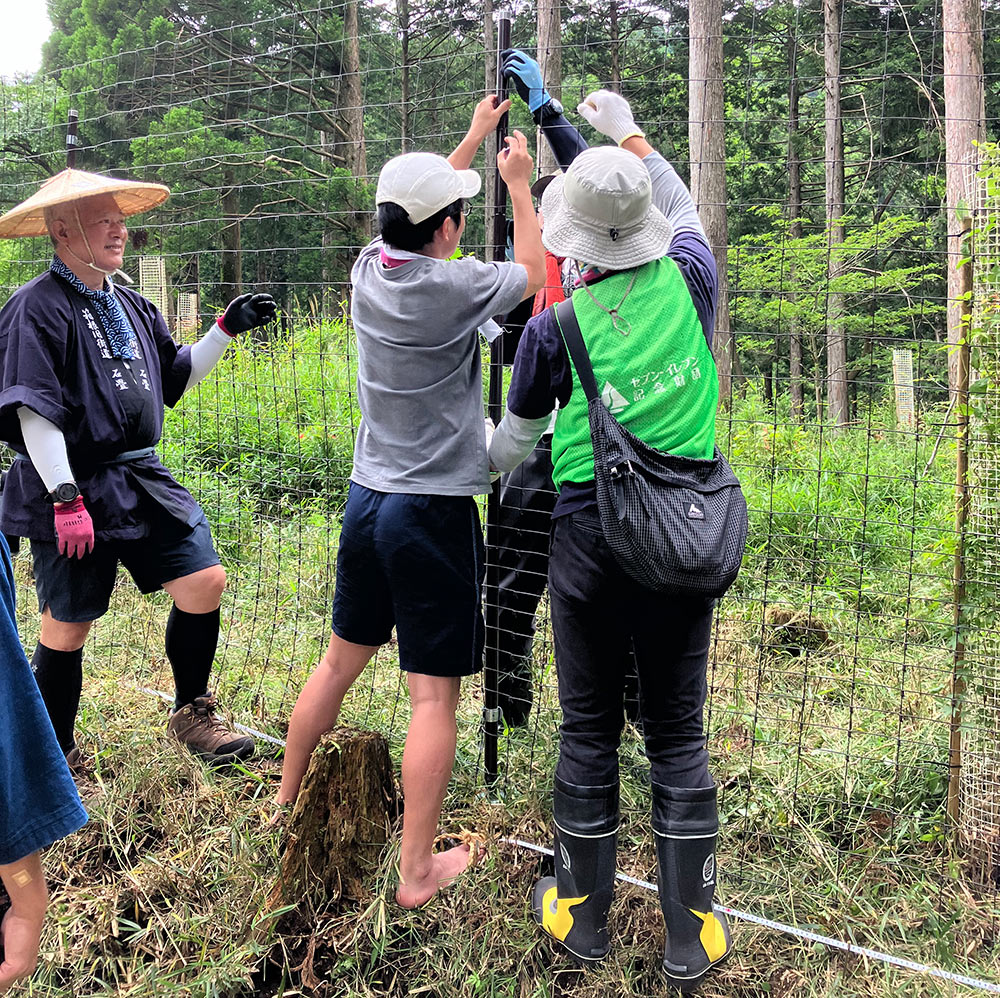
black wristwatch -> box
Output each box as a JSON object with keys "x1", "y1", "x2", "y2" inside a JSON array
[
  {"x1": 534, "y1": 97, "x2": 565, "y2": 124},
  {"x1": 49, "y1": 481, "x2": 81, "y2": 504}
]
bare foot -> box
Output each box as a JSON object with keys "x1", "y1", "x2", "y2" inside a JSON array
[{"x1": 396, "y1": 844, "x2": 472, "y2": 908}]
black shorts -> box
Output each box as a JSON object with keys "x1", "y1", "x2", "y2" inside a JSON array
[
  {"x1": 331, "y1": 482, "x2": 486, "y2": 677},
  {"x1": 31, "y1": 511, "x2": 221, "y2": 623}
]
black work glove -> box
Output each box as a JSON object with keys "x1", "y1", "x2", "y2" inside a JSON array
[{"x1": 218, "y1": 292, "x2": 277, "y2": 336}]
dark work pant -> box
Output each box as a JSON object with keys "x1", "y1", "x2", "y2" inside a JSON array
[
  {"x1": 548, "y1": 512, "x2": 716, "y2": 790},
  {"x1": 494, "y1": 436, "x2": 557, "y2": 674}
]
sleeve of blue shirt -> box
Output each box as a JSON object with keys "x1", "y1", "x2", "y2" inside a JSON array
[
  {"x1": 644, "y1": 150, "x2": 719, "y2": 346},
  {"x1": 506, "y1": 308, "x2": 573, "y2": 420},
  {"x1": 0, "y1": 534, "x2": 87, "y2": 865},
  {"x1": 538, "y1": 109, "x2": 588, "y2": 171}
]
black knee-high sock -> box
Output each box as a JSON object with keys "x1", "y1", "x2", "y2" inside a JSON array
[
  {"x1": 165, "y1": 605, "x2": 219, "y2": 709},
  {"x1": 31, "y1": 643, "x2": 83, "y2": 754}
]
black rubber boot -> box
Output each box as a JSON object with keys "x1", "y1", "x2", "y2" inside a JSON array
[
  {"x1": 532, "y1": 777, "x2": 619, "y2": 964},
  {"x1": 652, "y1": 783, "x2": 732, "y2": 992}
]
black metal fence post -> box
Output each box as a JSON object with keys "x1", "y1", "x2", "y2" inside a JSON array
[
  {"x1": 66, "y1": 109, "x2": 79, "y2": 168},
  {"x1": 484, "y1": 10, "x2": 511, "y2": 788}
]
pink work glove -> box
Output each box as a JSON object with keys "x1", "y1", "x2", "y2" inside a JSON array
[{"x1": 53, "y1": 496, "x2": 94, "y2": 559}]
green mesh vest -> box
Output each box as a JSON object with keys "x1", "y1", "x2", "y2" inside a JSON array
[{"x1": 552, "y1": 257, "x2": 718, "y2": 491}]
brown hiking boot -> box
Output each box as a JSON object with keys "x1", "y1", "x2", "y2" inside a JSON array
[
  {"x1": 65, "y1": 745, "x2": 84, "y2": 773},
  {"x1": 64, "y1": 745, "x2": 89, "y2": 784},
  {"x1": 167, "y1": 694, "x2": 254, "y2": 765}
]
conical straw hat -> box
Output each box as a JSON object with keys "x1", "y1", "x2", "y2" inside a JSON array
[{"x1": 0, "y1": 169, "x2": 170, "y2": 239}]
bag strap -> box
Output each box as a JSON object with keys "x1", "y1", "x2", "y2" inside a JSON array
[{"x1": 553, "y1": 298, "x2": 600, "y2": 403}]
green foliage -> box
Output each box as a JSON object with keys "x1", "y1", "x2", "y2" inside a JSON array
[
  {"x1": 731, "y1": 207, "x2": 946, "y2": 388},
  {"x1": 724, "y1": 385, "x2": 954, "y2": 632},
  {"x1": 162, "y1": 314, "x2": 359, "y2": 563}
]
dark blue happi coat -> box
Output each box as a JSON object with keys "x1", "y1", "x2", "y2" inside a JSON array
[{"x1": 0, "y1": 270, "x2": 199, "y2": 541}]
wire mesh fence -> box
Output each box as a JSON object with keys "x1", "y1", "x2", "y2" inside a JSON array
[
  {"x1": 1, "y1": 0, "x2": 999, "y2": 991},
  {"x1": 966, "y1": 144, "x2": 1000, "y2": 897}
]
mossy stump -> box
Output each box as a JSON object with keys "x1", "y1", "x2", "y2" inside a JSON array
[
  {"x1": 279, "y1": 726, "x2": 398, "y2": 905},
  {"x1": 763, "y1": 606, "x2": 831, "y2": 657}
]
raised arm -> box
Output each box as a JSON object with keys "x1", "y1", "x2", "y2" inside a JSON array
[
  {"x1": 448, "y1": 95, "x2": 513, "y2": 171},
  {"x1": 501, "y1": 50, "x2": 588, "y2": 171},
  {"x1": 497, "y1": 132, "x2": 546, "y2": 300},
  {"x1": 578, "y1": 90, "x2": 707, "y2": 240}
]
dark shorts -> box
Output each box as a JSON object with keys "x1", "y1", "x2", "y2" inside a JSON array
[
  {"x1": 331, "y1": 482, "x2": 486, "y2": 677},
  {"x1": 31, "y1": 511, "x2": 221, "y2": 623}
]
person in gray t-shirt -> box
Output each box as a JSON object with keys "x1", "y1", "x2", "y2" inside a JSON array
[{"x1": 276, "y1": 97, "x2": 544, "y2": 909}]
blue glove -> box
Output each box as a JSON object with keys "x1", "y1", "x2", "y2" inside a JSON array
[{"x1": 501, "y1": 49, "x2": 551, "y2": 113}]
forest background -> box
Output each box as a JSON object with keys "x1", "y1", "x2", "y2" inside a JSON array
[
  {"x1": 1, "y1": 2, "x2": 1000, "y2": 997},
  {"x1": 0, "y1": 0, "x2": 996, "y2": 413}
]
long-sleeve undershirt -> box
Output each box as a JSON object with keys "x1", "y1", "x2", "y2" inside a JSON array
[
  {"x1": 186, "y1": 322, "x2": 234, "y2": 390},
  {"x1": 17, "y1": 407, "x2": 72, "y2": 492}
]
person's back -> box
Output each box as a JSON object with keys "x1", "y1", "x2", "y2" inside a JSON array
[
  {"x1": 350, "y1": 234, "x2": 525, "y2": 495},
  {"x1": 487, "y1": 91, "x2": 733, "y2": 993},
  {"x1": 276, "y1": 99, "x2": 544, "y2": 909}
]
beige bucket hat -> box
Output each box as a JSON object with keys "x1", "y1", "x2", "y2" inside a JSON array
[
  {"x1": 541, "y1": 146, "x2": 672, "y2": 270},
  {"x1": 0, "y1": 169, "x2": 170, "y2": 239}
]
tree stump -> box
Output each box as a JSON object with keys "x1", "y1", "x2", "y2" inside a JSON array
[{"x1": 279, "y1": 727, "x2": 398, "y2": 906}]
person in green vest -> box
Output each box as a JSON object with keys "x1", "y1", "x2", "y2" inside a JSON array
[{"x1": 488, "y1": 90, "x2": 732, "y2": 991}]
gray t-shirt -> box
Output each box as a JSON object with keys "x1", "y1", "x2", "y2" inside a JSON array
[{"x1": 349, "y1": 239, "x2": 527, "y2": 495}]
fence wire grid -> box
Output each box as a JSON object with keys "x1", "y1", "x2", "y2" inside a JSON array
[{"x1": 1, "y1": 0, "x2": 1000, "y2": 993}]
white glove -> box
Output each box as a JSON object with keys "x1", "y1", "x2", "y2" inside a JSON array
[{"x1": 577, "y1": 89, "x2": 645, "y2": 146}]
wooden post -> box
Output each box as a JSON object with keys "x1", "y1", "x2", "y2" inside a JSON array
[
  {"x1": 824, "y1": 0, "x2": 848, "y2": 427},
  {"x1": 943, "y1": 0, "x2": 985, "y2": 396},
  {"x1": 947, "y1": 216, "x2": 973, "y2": 824},
  {"x1": 689, "y1": 0, "x2": 734, "y2": 401},
  {"x1": 536, "y1": 0, "x2": 561, "y2": 178},
  {"x1": 787, "y1": 24, "x2": 803, "y2": 419}
]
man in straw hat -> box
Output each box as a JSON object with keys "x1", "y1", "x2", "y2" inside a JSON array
[
  {"x1": 488, "y1": 91, "x2": 731, "y2": 989},
  {"x1": 0, "y1": 168, "x2": 276, "y2": 768}
]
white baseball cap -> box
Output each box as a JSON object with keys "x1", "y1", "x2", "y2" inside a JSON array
[{"x1": 376, "y1": 152, "x2": 482, "y2": 224}]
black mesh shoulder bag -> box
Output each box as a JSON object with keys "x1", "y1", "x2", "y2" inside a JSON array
[{"x1": 554, "y1": 298, "x2": 748, "y2": 597}]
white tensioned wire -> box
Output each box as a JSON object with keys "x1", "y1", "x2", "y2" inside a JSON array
[{"x1": 138, "y1": 682, "x2": 997, "y2": 993}]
